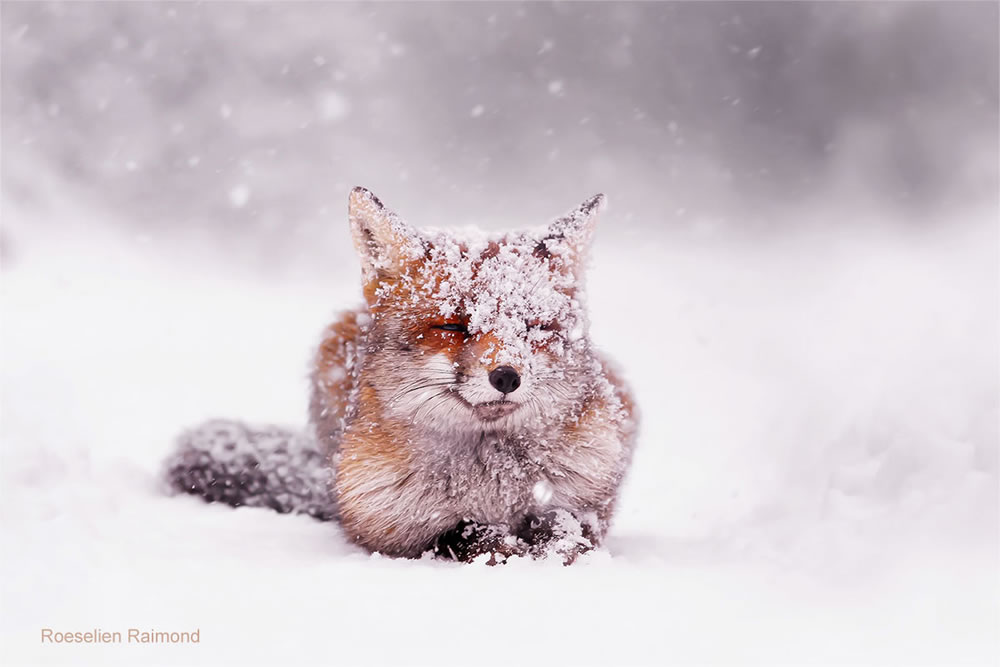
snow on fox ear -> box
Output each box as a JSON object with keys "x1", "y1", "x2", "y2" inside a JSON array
[
  {"x1": 537, "y1": 193, "x2": 605, "y2": 272},
  {"x1": 348, "y1": 186, "x2": 425, "y2": 284}
]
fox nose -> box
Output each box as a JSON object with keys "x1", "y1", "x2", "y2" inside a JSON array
[{"x1": 488, "y1": 366, "x2": 521, "y2": 394}]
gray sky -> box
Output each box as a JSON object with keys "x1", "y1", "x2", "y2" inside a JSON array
[{"x1": 2, "y1": 2, "x2": 997, "y2": 267}]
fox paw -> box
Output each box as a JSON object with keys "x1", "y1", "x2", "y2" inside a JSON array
[
  {"x1": 431, "y1": 521, "x2": 528, "y2": 565},
  {"x1": 432, "y1": 511, "x2": 599, "y2": 566},
  {"x1": 518, "y1": 509, "x2": 596, "y2": 565}
]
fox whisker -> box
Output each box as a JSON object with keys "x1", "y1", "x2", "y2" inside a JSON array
[{"x1": 389, "y1": 381, "x2": 458, "y2": 402}]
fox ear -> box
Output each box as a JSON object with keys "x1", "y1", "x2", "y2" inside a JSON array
[
  {"x1": 540, "y1": 193, "x2": 605, "y2": 271},
  {"x1": 348, "y1": 187, "x2": 424, "y2": 284}
]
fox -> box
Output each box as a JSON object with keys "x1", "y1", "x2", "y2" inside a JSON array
[{"x1": 166, "y1": 187, "x2": 638, "y2": 564}]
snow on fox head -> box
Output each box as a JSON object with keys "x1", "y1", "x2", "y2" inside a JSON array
[{"x1": 349, "y1": 186, "x2": 606, "y2": 436}]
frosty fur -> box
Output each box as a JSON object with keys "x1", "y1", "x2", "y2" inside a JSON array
[
  {"x1": 166, "y1": 420, "x2": 335, "y2": 521},
  {"x1": 167, "y1": 187, "x2": 638, "y2": 564}
]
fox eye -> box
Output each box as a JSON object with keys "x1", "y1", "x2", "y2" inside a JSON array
[
  {"x1": 527, "y1": 320, "x2": 557, "y2": 331},
  {"x1": 434, "y1": 323, "x2": 468, "y2": 334}
]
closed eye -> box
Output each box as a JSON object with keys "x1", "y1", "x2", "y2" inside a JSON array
[
  {"x1": 527, "y1": 320, "x2": 557, "y2": 331},
  {"x1": 434, "y1": 323, "x2": 468, "y2": 334}
]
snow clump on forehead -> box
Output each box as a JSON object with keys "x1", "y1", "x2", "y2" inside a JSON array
[
  {"x1": 348, "y1": 187, "x2": 605, "y2": 363},
  {"x1": 421, "y1": 229, "x2": 584, "y2": 364}
]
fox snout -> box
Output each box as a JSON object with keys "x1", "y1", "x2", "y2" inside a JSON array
[{"x1": 487, "y1": 365, "x2": 521, "y2": 394}]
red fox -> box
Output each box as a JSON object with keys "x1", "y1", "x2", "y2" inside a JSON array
[{"x1": 167, "y1": 187, "x2": 637, "y2": 564}]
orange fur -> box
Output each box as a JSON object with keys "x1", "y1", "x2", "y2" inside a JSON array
[{"x1": 309, "y1": 311, "x2": 362, "y2": 455}]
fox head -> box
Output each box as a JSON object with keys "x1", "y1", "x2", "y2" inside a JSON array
[{"x1": 348, "y1": 186, "x2": 606, "y2": 436}]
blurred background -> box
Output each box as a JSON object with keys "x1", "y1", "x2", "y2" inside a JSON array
[
  {"x1": 2, "y1": 1, "x2": 997, "y2": 271},
  {"x1": 2, "y1": 0, "x2": 998, "y2": 605}
]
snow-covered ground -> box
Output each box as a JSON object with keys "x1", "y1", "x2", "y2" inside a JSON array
[{"x1": 1, "y1": 184, "x2": 997, "y2": 665}]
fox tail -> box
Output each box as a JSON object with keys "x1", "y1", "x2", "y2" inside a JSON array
[{"x1": 164, "y1": 419, "x2": 336, "y2": 521}]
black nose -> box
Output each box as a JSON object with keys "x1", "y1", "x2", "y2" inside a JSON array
[{"x1": 488, "y1": 366, "x2": 521, "y2": 394}]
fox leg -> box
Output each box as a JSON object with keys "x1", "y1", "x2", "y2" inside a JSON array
[
  {"x1": 516, "y1": 509, "x2": 599, "y2": 564},
  {"x1": 431, "y1": 521, "x2": 529, "y2": 565},
  {"x1": 431, "y1": 510, "x2": 599, "y2": 565}
]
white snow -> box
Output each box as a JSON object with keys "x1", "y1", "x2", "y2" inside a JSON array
[
  {"x1": 1, "y1": 188, "x2": 997, "y2": 665},
  {"x1": 532, "y1": 480, "x2": 554, "y2": 505},
  {"x1": 318, "y1": 91, "x2": 351, "y2": 122},
  {"x1": 228, "y1": 184, "x2": 251, "y2": 208}
]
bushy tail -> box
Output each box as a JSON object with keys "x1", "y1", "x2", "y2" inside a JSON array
[{"x1": 164, "y1": 419, "x2": 336, "y2": 521}]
